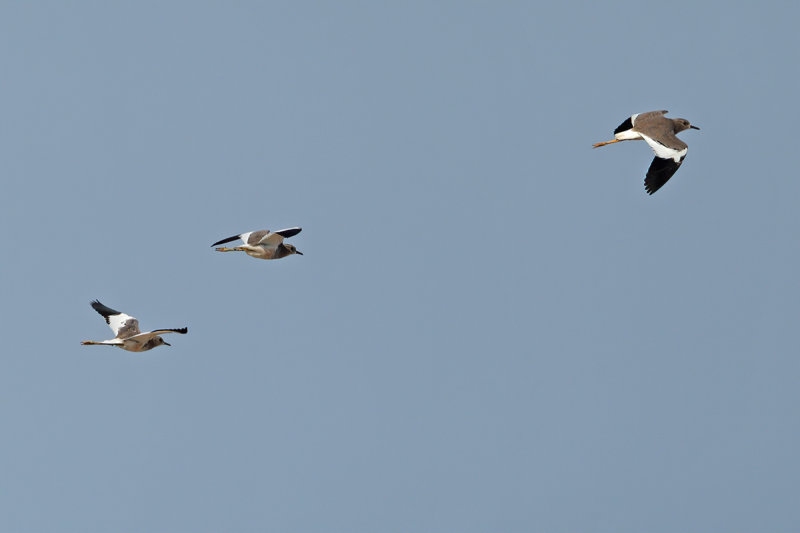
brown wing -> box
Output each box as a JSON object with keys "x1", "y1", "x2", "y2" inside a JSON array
[
  {"x1": 247, "y1": 230, "x2": 273, "y2": 245},
  {"x1": 633, "y1": 110, "x2": 668, "y2": 123}
]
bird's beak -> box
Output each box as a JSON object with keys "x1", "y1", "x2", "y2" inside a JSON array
[
  {"x1": 690, "y1": 125, "x2": 700, "y2": 130},
  {"x1": 295, "y1": 250, "x2": 303, "y2": 255},
  {"x1": 164, "y1": 341, "x2": 171, "y2": 346}
]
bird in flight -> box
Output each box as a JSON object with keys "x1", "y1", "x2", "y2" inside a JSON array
[
  {"x1": 593, "y1": 110, "x2": 699, "y2": 194},
  {"x1": 212, "y1": 227, "x2": 303, "y2": 260},
  {"x1": 81, "y1": 300, "x2": 187, "y2": 352}
]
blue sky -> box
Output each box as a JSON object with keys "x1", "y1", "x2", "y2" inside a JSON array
[{"x1": 2, "y1": 2, "x2": 799, "y2": 532}]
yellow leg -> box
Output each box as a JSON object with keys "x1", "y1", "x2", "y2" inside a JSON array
[
  {"x1": 592, "y1": 139, "x2": 620, "y2": 148},
  {"x1": 215, "y1": 247, "x2": 237, "y2": 252}
]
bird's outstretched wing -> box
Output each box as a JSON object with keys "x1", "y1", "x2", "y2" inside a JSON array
[
  {"x1": 90, "y1": 300, "x2": 140, "y2": 338},
  {"x1": 615, "y1": 110, "x2": 668, "y2": 134},
  {"x1": 150, "y1": 328, "x2": 188, "y2": 335},
  {"x1": 211, "y1": 234, "x2": 242, "y2": 247},
  {"x1": 121, "y1": 332, "x2": 154, "y2": 347},
  {"x1": 213, "y1": 227, "x2": 302, "y2": 247},
  {"x1": 255, "y1": 227, "x2": 301, "y2": 245},
  {"x1": 632, "y1": 110, "x2": 668, "y2": 125},
  {"x1": 275, "y1": 227, "x2": 302, "y2": 239},
  {"x1": 640, "y1": 131, "x2": 687, "y2": 159},
  {"x1": 639, "y1": 132, "x2": 687, "y2": 194},
  {"x1": 122, "y1": 328, "x2": 187, "y2": 347},
  {"x1": 644, "y1": 156, "x2": 684, "y2": 195}
]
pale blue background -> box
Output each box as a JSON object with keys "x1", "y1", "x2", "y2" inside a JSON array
[{"x1": 2, "y1": 2, "x2": 799, "y2": 532}]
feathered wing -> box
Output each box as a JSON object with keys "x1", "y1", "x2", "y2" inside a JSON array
[
  {"x1": 640, "y1": 131, "x2": 687, "y2": 160},
  {"x1": 150, "y1": 328, "x2": 188, "y2": 335},
  {"x1": 246, "y1": 230, "x2": 273, "y2": 245},
  {"x1": 644, "y1": 156, "x2": 683, "y2": 195},
  {"x1": 639, "y1": 132, "x2": 687, "y2": 194},
  {"x1": 90, "y1": 300, "x2": 140, "y2": 338},
  {"x1": 124, "y1": 328, "x2": 187, "y2": 345},
  {"x1": 213, "y1": 227, "x2": 301, "y2": 247},
  {"x1": 211, "y1": 234, "x2": 243, "y2": 247},
  {"x1": 255, "y1": 227, "x2": 302, "y2": 246},
  {"x1": 275, "y1": 227, "x2": 302, "y2": 239},
  {"x1": 81, "y1": 340, "x2": 125, "y2": 346},
  {"x1": 631, "y1": 110, "x2": 668, "y2": 127}
]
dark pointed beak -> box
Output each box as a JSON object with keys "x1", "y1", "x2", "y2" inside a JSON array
[
  {"x1": 690, "y1": 125, "x2": 700, "y2": 130},
  {"x1": 164, "y1": 341, "x2": 171, "y2": 346},
  {"x1": 295, "y1": 250, "x2": 303, "y2": 255}
]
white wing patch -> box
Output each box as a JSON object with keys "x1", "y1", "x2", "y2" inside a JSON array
[
  {"x1": 641, "y1": 134, "x2": 687, "y2": 162},
  {"x1": 107, "y1": 313, "x2": 140, "y2": 338}
]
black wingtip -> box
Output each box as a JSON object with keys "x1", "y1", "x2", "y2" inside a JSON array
[
  {"x1": 89, "y1": 300, "x2": 121, "y2": 322},
  {"x1": 211, "y1": 235, "x2": 240, "y2": 247},
  {"x1": 644, "y1": 156, "x2": 684, "y2": 195},
  {"x1": 276, "y1": 227, "x2": 302, "y2": 239}
]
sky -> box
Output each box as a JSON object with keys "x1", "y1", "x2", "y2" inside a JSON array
[{"x1": 1, "y1": 1, "x2": 799, "y2": 532}]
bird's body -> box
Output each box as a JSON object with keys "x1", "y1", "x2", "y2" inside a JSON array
[
  {"x1": 212, "y1": 227, "x2": 303, "y2": 260},
  {"x1": 593, "y1": 110, "x2": 699, "y2": 194},
  {"x1": 81, "y1": 300, "x2": 187, "y2": 352}
]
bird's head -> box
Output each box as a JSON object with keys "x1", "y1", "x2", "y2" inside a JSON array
[
  {"x1": 675, "y1": 118, "x2": 700, "y2": 133},
  {"x1": 155, "y1": 337, "x2": 171, "y2": 347},
  {"x1": 286, "y1": 244, "x2": 303, "y2": 256}
]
